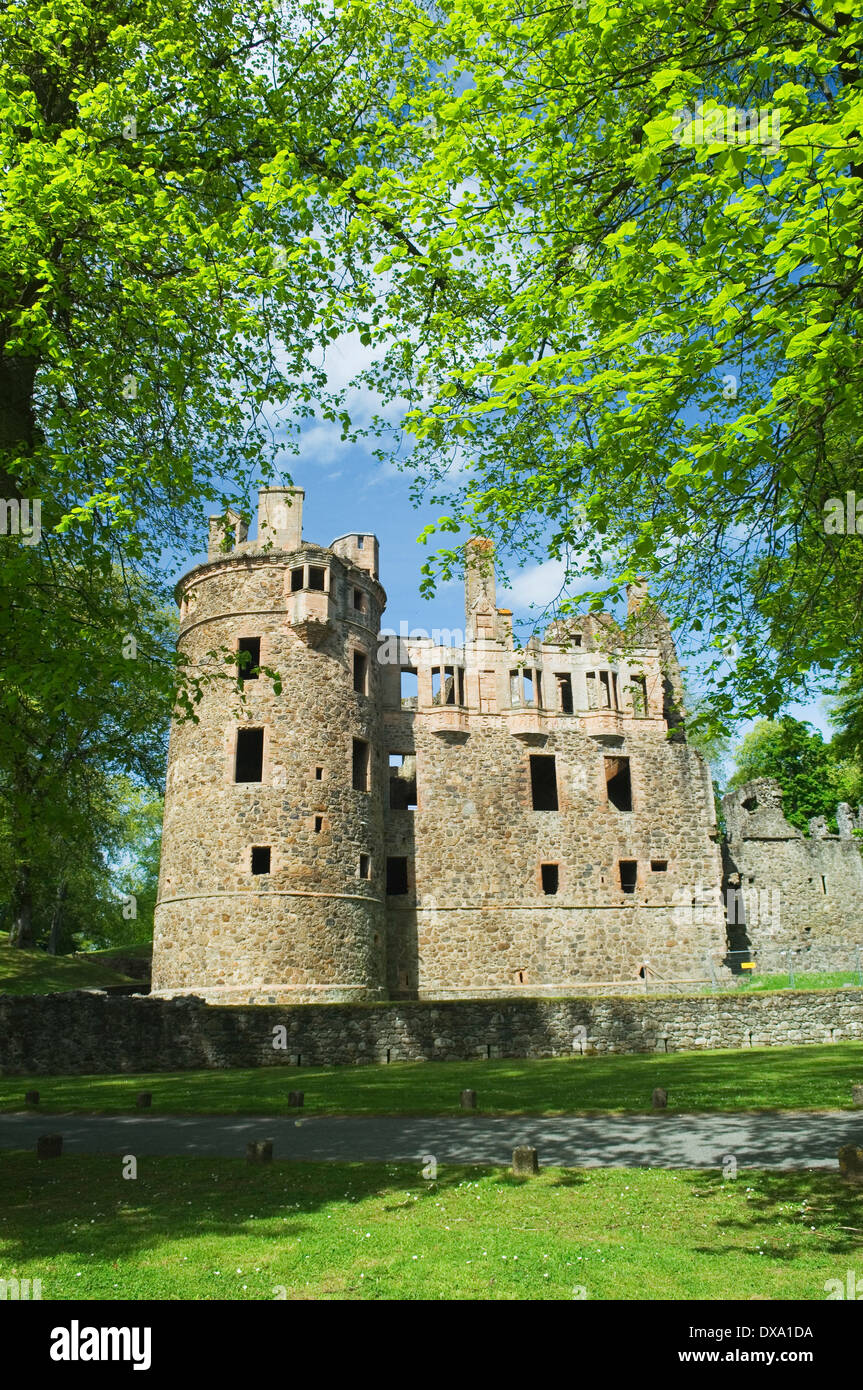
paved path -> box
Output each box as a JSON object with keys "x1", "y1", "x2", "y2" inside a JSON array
[{"x1": 0, "y1": 1111, "x2": 860, "y2": 1169}]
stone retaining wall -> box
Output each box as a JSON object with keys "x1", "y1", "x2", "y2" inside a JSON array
[{"x1": 0, "y1": 989, "x2": 860, "y2": 1075}]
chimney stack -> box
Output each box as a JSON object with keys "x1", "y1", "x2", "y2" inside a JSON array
[
  {"x1": 627, "y1": 576, "x2": 649, "y2": 616},
  {"x1": 258, "y1": 486, "x2": 304, "y2": 551},
  {"x1": 464, "y1": 537, "x2": 496, "y2": 622}
]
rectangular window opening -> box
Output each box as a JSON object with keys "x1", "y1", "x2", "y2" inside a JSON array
[
  {"x1": 352, "y1": 587, "x2": 364, "y2": 611},
  {"x1": 619, "y1": 860, "x2": 638, "y2": 894},
  {"x1": 556, "y1": 673, "x2": 574, "y2": 713},
  {"x1": 599, "y1": 671, "x2": 612, "y2": 708},
  {"x1": 523, "y1": 671, "x2": 535, "y2": 707},
  {"x1": 510, "y1": 669, "x2": 522, "y2": 706},
  {"x1": 358, "y1": 853, "x2": 371, "y2": 880},
  {"x1": 290, "y1": 566, "x2": 304, "y2": 592},
  {"x1": 400, "y1": 667, "x2": 418, "y2": 708},
  {"x1": 605, "y1": 756, "x2": 632, "y2": 812},
  {"x1": 530, "y1": 754, "x2": 559, "y2": 811},
  {"x1": 386, "y1": 856, "x2": 409, "y2": 895},
  {"x1": 541, "y1": 863, "x2": 559, "y2": 895},
  {"x1": 821, "y1": 875, "x2": 827, "y2": 895},
  {"x1": 356, "y1": 535, "x2": 364, "y2": 548},
  {"x1": 631, "y1": 674, "x2": 648, "y2": 717},
  {"x1": 352, "y1": 738, "x2": 370, "y2": 792},
  {"x1": 389, "y1": 753, "x2": 417, "y2": 810},
  {"x1": 238, "y1": 636, "x2": 260, "y2": 682},
  {"x1": 315, "y1": 765, "x2": 324, "y2": 780},
  {"x1": 443, "y1": 665, "x2": 456, "y2": 705},
  {"x1": 251, "y1": 845, "x2": 271, "y2": 875},
  {"x1": 650, "y1": 859, "x2": 668, "y2": 872},
  {"x1": 235, "y1": 727, "x2": 264, "y2": 783},
  {"x1": 535, "y1": 671, "x2": 543, "y2": 708},
  {"x1": 307, "y1": 565, "x2": 326, "y2": 591},
  {"x1": 314, "y1": 816, "x2": 323, "y2": 834},
  {"x1": 457, "y1": 666, "x2": 465, "y2": 706},
  {"x1": 353, "y1": 649, "x2": 368, "y2": 694},
  {"x1": 586, "y1": 672, "x2": 598, "y2": 709}
]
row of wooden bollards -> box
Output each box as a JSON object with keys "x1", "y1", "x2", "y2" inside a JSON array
[
  {"x1": 21, "y1": 1085, "x2": 863, "y2": 1111},
  {"x1": 25, "y1": 1133, "x2": 863, "y2": 1183},
  {"x1": 23, "y1": 1090, "x2": 305, "y2": 1110}
]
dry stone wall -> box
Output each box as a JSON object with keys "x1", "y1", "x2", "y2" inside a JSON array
[{"x1": 1, "y1": 990, "x2": 860, "y2": 1075}]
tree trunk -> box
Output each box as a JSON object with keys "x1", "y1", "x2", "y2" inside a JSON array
[
  {"x1": 9, "y1": 865, "x2": 34, "y2": 948},
  {"x1": 47, "y1": 879, "x2": 68, "y2": 956}
]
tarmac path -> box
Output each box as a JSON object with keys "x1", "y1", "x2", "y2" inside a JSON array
[{"x1": 1, "y1": 1110, "x2": 860, "y2": 1169}]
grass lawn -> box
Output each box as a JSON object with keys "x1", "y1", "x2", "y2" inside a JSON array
[
  {"x1": 0, "y1": 1153, "x2": 858, "y2": 1300},
  {"x1": 3, "y1": 1043, "x2": 862, "y2": 1116},
  {"x1": 0, "y1": 933, "x2": 149, "y2": 995}
]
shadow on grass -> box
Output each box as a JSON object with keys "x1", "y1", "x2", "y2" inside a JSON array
[
  {"x1": 686, "y1": 1169, "x2": 863, "y2": 1260},
  {"x1": 2, "y1": 1153, "x2": 571, "y2": 1270},
  {"x1": 2, "y1": 1042, "x2": 863, "y2": 1117}
]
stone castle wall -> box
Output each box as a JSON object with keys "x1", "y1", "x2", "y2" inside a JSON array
[
  {"x1": 722, "y1": 778, "x2": 863, "y2": 970},
  {"x1": 1, "y1": 990, "x2": 860, "y2": 1075}
]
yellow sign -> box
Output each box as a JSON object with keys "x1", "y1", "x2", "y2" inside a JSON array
[{"x1": 741, "y1": 962, "x2": 756, "y2": 971}]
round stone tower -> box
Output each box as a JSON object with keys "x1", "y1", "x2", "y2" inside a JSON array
[{"x1": 151, "y1": 486, "x2": 388, "y2": 1003}]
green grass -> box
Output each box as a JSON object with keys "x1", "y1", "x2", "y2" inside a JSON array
[
  {"x1": 734, "y1": 971, "x2": 862, "y2": 992},
  {"x1": 0, "y1": 1154, "x2": 858, "y2": 1300},
  {"x1": 3, "y1": 1044, "x2": 862, "y2": 1116},
  {"x1": 0, "y1": 932, "x2": 148, "y2": 996}
]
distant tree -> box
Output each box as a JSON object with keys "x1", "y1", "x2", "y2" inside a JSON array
[{"x1": 728, "y1": 717, "x2": 863, "y2": 832}]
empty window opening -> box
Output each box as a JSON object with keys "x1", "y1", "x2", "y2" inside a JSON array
[
  {"x1": 631, "y1": 674, "x2": 648, "y2": 717},
  {"x1": 541, "y1": 863, "x2": 559, "y2": 895},
  {"x1": 235, "y1": 727, "x2": 264, "y2": 783},
  {"x1": 353, "y1": 650, "x2": 368, "y2": 694},
  {"x1": 456, "y1": 666, "x2": 465, "y2": 705},
  {"x1": 314, "y1": 816, "x2": 323, "y2": 834},
  {"x1": 290, "y1": 566, "x2": 304, "y2": 592},
  {"x1": 400, "y1": 667, "x2": 418, "y2": 708},
  {"x1": 599, "y1": 670, "x2": 612, "y2": 708},
  {"x1": 238, "y1": 636, "x2": 260, "y2": 682},
  {"x1": 389, "y1": 753, "x2": 417, "y2": 810},
  {"x1": 535, "y1": 671, "x2": 543, "y2": 708},
  {"x1": 352, "y1": 587, "x2": 364, "y2": 611},
  {"x1": 742, "y1": 795, "x2": 759, "y2": 812},
  {"x1": 356, "y1": 535, "x2": 365, "y2": 548},
  {"x1": 510, "y1": 669, "x2": 522, "y2": 706},
  {"x1": 308, "y1": 565, "x2": 326, "y2": 591},
  {"x1": 530, "y1": 754, "x2": 559, "y2": 811},
  {"x1": 556, "y1": 673, "x2": 574, "y2": 713},
  {"x1": 358, "y1": 853, "x2": 371, "y2": 880},
  {"x1": 315, "y1": 766, "x2": 324, "y2": 780},
  {"x1": 611, "y1": 672, "x2": 620, "y2": 708},
  {"x1": 386, "y1": 856, "x2": 409, "y2": 895},
  {"x1": 821, "y1": 875, "x2": 828, "y2": 895},
  {"x1": 650, "y1": 859, "x2": 668, "y2": 872},
  {"x1": 251, "y1": 846, "x2": 271, "y2": 875},
  {"x1": 433, "y1": 666, "x2": 458, "y2": 705},
  {"x1": 619, "y1": 860, "x2": 638, "y2": 894},
  {"x1": 605, "y1": 756, "x2": 632, "y2": 812},
  {"x1": 523, "y1": 671, "x2": 534, "y2": 706},
  {"x1": 352, "y1": 738, "x2": 370, "y2": 792}
]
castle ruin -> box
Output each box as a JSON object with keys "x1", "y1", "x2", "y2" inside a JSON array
[{"x1": 151, "y1": 486, "x2": 736, "y2": 1003}]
